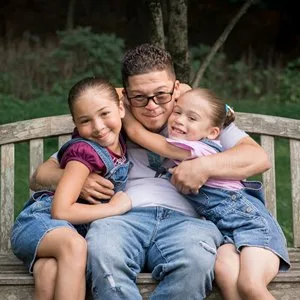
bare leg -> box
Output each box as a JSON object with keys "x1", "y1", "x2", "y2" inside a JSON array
[
  {"x1": 36, "y1": 227, "x2": 87, "y2": 300},
  {"x1": 214, "y1": 244, "x2": 242, "y2": 300},
  {"x1": 33, "y1": 258, "x2": 57, "y2": 300},
  {"x1": 237, "y1": 247, "x2": 279, "y2": 300}
]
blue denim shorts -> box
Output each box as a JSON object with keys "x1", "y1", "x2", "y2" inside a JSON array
[
  {"x1": 10, "y1": 191, "x2": 89, "y2": 273},
  {"x1": 185, "y1": 181, "x2": 290, "y2": 271}
]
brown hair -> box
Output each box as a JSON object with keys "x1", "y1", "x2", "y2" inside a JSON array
[
  {"x1": 184, "y1": 88, "x2": 235, "y2": 129},
  {"x1": 68, "y1": 77, "x2": 119, "y2": 118},
  {"x1": 121, "y1": 43, "x2": 176, "y2": 87}
]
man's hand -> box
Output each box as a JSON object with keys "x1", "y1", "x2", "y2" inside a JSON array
[
  {"x1": 80, "y1": 173, "x2": 115, "y2": 203},
  {"x1": 169, "y1": 157, "x2": 209, "y2": 195}
]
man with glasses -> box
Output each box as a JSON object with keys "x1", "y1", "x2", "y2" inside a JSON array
[{"x1": 31, "y1": 43, "x2": 270, "y2": 299}]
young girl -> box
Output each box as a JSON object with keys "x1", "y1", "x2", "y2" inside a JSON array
[
  {"x1": 10, "y1": 77, "x2": 132, "y2": 300},
  {"x1": 123, "y1": 88, "x2": 290, "y2": 299}
]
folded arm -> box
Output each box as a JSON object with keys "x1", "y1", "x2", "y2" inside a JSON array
[
  {"x1": 170, "y1": 136, "x2": 271, "y2": 194},
  {"x1": 30, "y1": 156, "x2": 115, "y2": 202},
  {"x1": 123, "y1": 108, "x2": 190, "y2": 161},
  {"x1": 51, "y1": 161, "x2": 131, "y2": 224}
]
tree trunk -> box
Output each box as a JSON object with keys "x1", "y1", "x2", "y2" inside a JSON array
[
  {"x1": 146, "y1": 0, "x2": 165, "y2": 49},
  {"x1": 66, "y1": 0, "x2": 76, "y2": 31},
  {"x1": 167, "y1": 0, "x2": 190, "y2": 83}
]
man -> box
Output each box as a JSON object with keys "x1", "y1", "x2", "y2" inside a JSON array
[{"x1": 30, "y1": 43, "x2": 270, "y2": 299}]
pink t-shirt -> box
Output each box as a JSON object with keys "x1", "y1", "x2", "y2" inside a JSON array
[{"x1": 166, "y1": 138, "x2": 244, "y2": 190}]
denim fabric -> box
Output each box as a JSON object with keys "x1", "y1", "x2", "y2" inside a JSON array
[
  {"x1": 10, "y1": 191, "x2": 89, "y2": 273},
  {"x1": 185, "y1": 181, "x2": 290, "y2": 271},
  {"x1": 57, "y1": 137, "x2": 132, "y2": 193},
  {"x1": 11, "y1": 138, "x2": 132, "y2": 273},
  {"x1": 86, "y1": 206, "x2": 223, "y2": 300}
]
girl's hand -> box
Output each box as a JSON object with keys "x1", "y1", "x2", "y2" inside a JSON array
[{"x1": 108, "y1": 191, "x2": 132, "y2": 215}]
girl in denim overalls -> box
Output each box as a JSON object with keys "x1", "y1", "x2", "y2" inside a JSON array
[
  {"x1": 123, "y1": 87, "x2": 290, "y2": 300},
  {"x1": 11, "y1": 77, "x2": 132, "y2": 300}
]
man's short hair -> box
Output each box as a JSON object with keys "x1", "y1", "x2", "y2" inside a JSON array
[{"x1": 121, "y1": 43, "x2": 176, "y2": 87}]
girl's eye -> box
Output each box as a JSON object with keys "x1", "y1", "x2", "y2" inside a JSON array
[
  {"x1": 101, "y1": 111, "x2": 110, "y2": 117},
  {"x1": 189, "y1": 117, "x2": 197, "y2": 121}
]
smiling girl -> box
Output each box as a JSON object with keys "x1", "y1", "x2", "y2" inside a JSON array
[
  {"x1": 123, "y1": 87, "x2": 290, "y2": 300},
  {"x1": 10, "y1": 77, "x2": 132, "y2": 300}
]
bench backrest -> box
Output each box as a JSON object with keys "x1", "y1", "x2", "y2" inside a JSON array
[{"x1": 0, "y1": 113, "x2": 300, "y2": 254}]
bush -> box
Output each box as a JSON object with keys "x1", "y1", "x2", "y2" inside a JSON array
[{"x1": 0, "y1": 27, "x2": 124, "y2": 100}]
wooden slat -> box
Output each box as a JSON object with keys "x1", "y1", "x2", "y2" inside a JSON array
[
  {"x1": 0, "y1": 145, "x2": 14, "y2": 254},
  {"x1": 235, "y1": 113, "x2": 300, "y2": 139},
  {"x1": 29, "y1": 139, "x2": 44, "y2": 195},
  {"x1": 58, "y1": 134, "x2": 72, "y2": 148},
  {"x1": 291, "y1": 139, "x2": 300, "y2": 247},
  {"x1": 29, "y1": 139, "x2": 44, "y2": 178},
  {"x1": 261, "y1": 135, "x2": 276, "y2": 217},
  {"x1": 0, "y1": 115, "x2": 73, "y2": 145}
]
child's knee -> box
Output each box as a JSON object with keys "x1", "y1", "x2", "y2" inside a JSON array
[
  {"x1": 237, "y1": 276, "x2": 265, "y2": 298},
  {"x1": 33, "y1": 258, "x2": 57, "y2": 284},
  {"x1": 63, "y1": 233, "x2": 87, "y2": 259}
]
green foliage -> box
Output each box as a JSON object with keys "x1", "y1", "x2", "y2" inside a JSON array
[
  {"x1": 190, "y1": 44, "x2": 300, "y2": 106},
  {"x1": 0, "y1": 27, "x2": 124, "y2": 100}
]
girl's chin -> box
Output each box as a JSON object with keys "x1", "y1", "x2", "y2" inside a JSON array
[{"x1": 168, "y1": 134, "x2": 184, "y2": 140}]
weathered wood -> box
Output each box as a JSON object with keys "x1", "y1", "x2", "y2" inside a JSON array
[
  {"x1": 235, "y1": 112, "x2": 300, "y2": 139},
  {"x1": 290, "y1": 139, "x2": 300, "y2": 248},
  {"x1": 260, "y1": 135, "x2": 277, "y2": 216},
  {"x1": 0, "y1": 113, "x2": 300, "y2": 298},
  {"x1": 1, "y1": 270, "x2": 300, "y2": 300},
  {"x1": 58, "y1": 134, "x2": 72, "y2": 148},
  {"x1": 0, "y1": 114, "x2": 73, "y2": 145},
  {"x1": 0, "y1": 144, "x2": 14, "y2": 254}
]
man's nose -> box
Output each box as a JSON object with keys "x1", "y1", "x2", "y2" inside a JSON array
[{"x1": 144, "y1": 98, "x2": 159, "y2": 110}]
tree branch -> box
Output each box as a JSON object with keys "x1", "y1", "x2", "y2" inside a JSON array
[{"x1": 192, "y1": 0, "x2": 254, "y2": 87}]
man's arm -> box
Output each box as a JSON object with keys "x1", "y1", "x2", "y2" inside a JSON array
[
  {"x1": 30, "y1": 157, "x2": 115, "y2": 201},
  {"x1": 170, "y1": 136, "x2": 271, "y2": 194},
  {"x1": 30, "y1": 157, "x2": 63, "y2": 191}
]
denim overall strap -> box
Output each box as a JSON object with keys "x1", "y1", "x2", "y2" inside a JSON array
[
  {"x1": 57, "y1": 137, "x2": 115, "y2": 177},
  {"x1": 201, "y1": 138, "x2": 222, "y2": 153}
]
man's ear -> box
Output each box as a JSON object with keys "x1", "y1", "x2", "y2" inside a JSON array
[
  {"x1": 120, "y1": 88, "x2": 130, "y2": 105},
  {"x1": 173, "y1": 80, "x2": 181, "y2": 100},
  {"x1": 207, "y1": 127, "x2": 220, "y2": 140}
]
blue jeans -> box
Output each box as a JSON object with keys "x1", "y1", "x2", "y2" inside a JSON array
[{"x1": 86, "y1": 207, "x2": 223, "y2": 299}]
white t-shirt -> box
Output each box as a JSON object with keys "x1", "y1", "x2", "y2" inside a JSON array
[{"x1": 52, "y1": 123, "x2": 248, "y2": 217}]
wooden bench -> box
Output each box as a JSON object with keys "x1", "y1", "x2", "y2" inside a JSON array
[{"x1": 1, "y1": 112, "x2": 300, "y2": 299}]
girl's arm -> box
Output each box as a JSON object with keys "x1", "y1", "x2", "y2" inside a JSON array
[
  {"x1": 123, "y1": 109, "x2": 190, "y2": 161},
  {"x1": 51, "y1": 161, "x2": 131, "y2": 224}
]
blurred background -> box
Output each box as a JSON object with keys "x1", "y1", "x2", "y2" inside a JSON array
[{"x1": 0, "y1": 0, "x2": 299, "y2": 244}]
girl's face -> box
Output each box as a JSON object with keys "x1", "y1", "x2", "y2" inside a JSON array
[
  {"x1": 72, "y1": 88, "x2": 125, "y2": 152},
  {"x1": 167, "y1": 93, "x2": 219, "y2": 141}
]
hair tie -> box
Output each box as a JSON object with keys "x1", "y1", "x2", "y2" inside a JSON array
[{"x1": 225, "y1": 104, "x2": 234, "y2": 114}]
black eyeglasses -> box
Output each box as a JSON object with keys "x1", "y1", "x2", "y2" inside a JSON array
[{"x1": 125, "y1": 82, "x2": 176, "y2": 107}]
